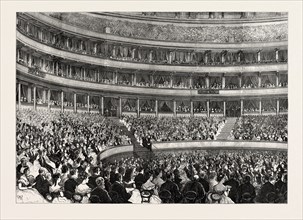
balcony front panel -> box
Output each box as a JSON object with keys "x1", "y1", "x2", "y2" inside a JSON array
[
  {"x1": 17, "y1": 63, "x2": 288, "y2": 99},
  {"x1": 17, "y1": 31, "x2": 288, "y2": 74},
  {"x1": 26, "y1": 13, "x2": 287, "y2": 49}
]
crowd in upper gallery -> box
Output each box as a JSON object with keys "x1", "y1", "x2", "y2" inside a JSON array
[
  {"x1": 17, "y1": 16, "x2": 288, "y2": 67},
  {"x1": 17, "y1": 48, "x2": 288, "y2": 90}
]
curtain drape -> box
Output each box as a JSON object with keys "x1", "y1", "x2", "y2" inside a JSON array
[{"x1": 159, "y1": 100, "x2": 173, "y2": 112}]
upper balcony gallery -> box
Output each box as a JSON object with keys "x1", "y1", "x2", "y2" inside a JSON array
[{"x1": 17, "y1": 12, "x2": 288, "y2": 68}]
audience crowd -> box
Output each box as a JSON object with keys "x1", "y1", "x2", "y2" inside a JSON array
[
  {"x1": 121, "y1": 116, "x2": 225, "y2": 144},
  {"x1": 230, "y1": 115, "x2": 287, "y2": 142},
  {"x1": 17, "y1": 147, "x2": 288, "y2": 204},
  {"x1": 16, "y1": 110, "x2": 287, "y2": 204},
  {"x1": 47, "y1": 13, "x2": 287, "y2": 43}
]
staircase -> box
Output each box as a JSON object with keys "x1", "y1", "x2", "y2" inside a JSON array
[
  {"x1": 216, "y1": 117, "x2": 238, "y2": 140},
  {"x1": 109, "y1": 117, "x2": 154, "y2": 159}
]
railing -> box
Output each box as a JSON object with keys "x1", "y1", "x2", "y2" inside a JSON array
[
  {"x1": 17, "y1": 30, "x2": 288, "y2": 74},
  {"x1": 17, "y1": 26, "x2": 288, "y2": 68},
  {"x1": 17, "y1": 63, "x2": 288, "y2": 98},
  {"x1": 99, "y1": 140, "x2": 287, "y2": 160}
]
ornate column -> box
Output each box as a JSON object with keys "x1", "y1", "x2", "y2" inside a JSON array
[
  {"x1": 257, "y1": 50, "x2": 261, "y2": 63},
  {"x1": 276, "y1": 71, "x2": 279, "y2": 87},
  {"x1": 149, "y1": 50, "x2": 153, "y2": 62},
  {"x1": 259, "y1": 99, "x2": 262, "y2": 115},
  {"x1": 170, "y1": 73, "x2": 174, "y2": 88},
  {"x1": 189, "y1": 73, "x2": 193, "y2": 89},
  {"x1": 27, "y1": 86, "x2": 31, "y2": 103},
  {"x1": 28, "y1": 53, "x2": 32, "y2": 67},
  {"x1": 223, "y1": 100, "x2": 226, "y2": 117},
  {"x1": 205, "y1": 74, "x2": 210, "y2": 89},
  {"x1": 258, "y1": 72, "x2": 262, "y2": 88},
  {"x1": 131, "y1": 48, "x2": 136, "y2": 59},
  {"x1": 42, "y1": 89, "x2": 46, "y2": 104},
  {"x1": 173, "y1": 100, "x2": 176, "y2": 117},
  {"x1": 112, "y1": 45, "x2": 116, "y2": 57},
  {"x1": 33, "y1": 86, "x2": 36, "y2": 109},
  {"x1": 73, "y1": 93, "x2": 77, "y2": 113},
  {"x1": 100, "y1": 96, "x2": 104, "y2": 115},
  {"x1": 17, "y1": 48, "x2": 20, "y2": 62},
  {"x1": 87, "y1": 94, "x2": 90, "y2": 112},
  {"x1": 137, "y1": 98, "x2": 140, "y2": 117},
  {"x1": 155, "y1": 99, "x2": 158, "y2": 117},
  {"x1": 133, "y1": 72, "x2": 137, "y2": 86},
  {"x1": 240, "y1": 99, "x2": 244, "y2": 116},
  {"x1": 276, "y1": 99, "x2": 280, "y2": 115},
  {"x1": 61, "y1": 91, "x2": 64, "y2": 112},
  {"x1": 239, "y1": 73, "x2": 242, "y2": 88},
  {"x1": 18, "y1": 83, "x2": 21, "y2": 109},
  {"x1": 118, "y1": 97, "x2": 122, "y2": 118},
  {"x1": 94, "y1": 43, "x2": 98, "y2": 54},
  {"x1": 207, "y1": 100, "x2": 210, "y2": 117},
  {"x1": 151, "y1": 72, "x2": 155, "y2": 87},
  {"x1": 168, "y1": 51, "x2": 172, "y2": 64},
  {"x1": 114, "y1": 71, "x2": 118, "y2": 84},
  {"x1": 190, "y1": 100, "x2": 194, "y2": 117},
  {"x1": 275, "y1": 49, "x2": 279, "y2": 62},
  {"x1": 83, "y1": 68, "x2": 86, "y2": 81},
  {"x1": 47, "y1": 89, "x2": 50, "y2": 111},
  {"x1": 222, "y1": 73, "x2": 226, "y2": 89}
]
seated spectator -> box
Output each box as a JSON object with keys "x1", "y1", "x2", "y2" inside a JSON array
[{"x1": 90, "y1": 177, "x2": 112, "y2": 203}]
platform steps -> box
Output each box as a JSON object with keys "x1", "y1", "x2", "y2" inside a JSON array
[
  {"x1": 216, "y1": 117, "x2": 238, "y2": 140},
  {"x1": 109, "y1": 117, "x2": 154, "y2": 159}
]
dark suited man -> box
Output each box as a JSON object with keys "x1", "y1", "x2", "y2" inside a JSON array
[
  {"x1": 160, "y1": 172, "x2": 182, "y2": 203},
  {"x1": 224, "y1": 172, "x2": 240, "y2": 203},
  {"x1": 34, "y1": 168, "x2": 49, "y2": 198},
  {"x1": 90, "y1": 177, "x2": 112, "y2": 203},
  {"x1": 182, "y1": 175, "x2": 206, "y2": 203},
  {"x1": 87, "y1": 167, "x2": 101, "y2": 189},
  {"x1": 258, "y1": 175, "x2": 276, "y2": 203},
  {"x1": 134, "y1": 167, "x2": 145, "y2": 188},
  {"x1": 64, "y1": 169, "x2": 79, "y2": 199},
  {"x1": 110, "y1": 173, "x2": 131, "y2": 203},
  {"x1": 237, "y1": 175, "x2": 256, "y2": 203}
]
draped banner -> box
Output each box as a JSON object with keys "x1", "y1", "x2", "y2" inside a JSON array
[
  {"x1": 242, "y1": 75, "x2": 258, "y2": 87},
  {"x1": 210, "y1": 76, "x2": 221, "y2": 86},
  {"x1": 136, "y1": 73, "x2": 151, "y2": 86},
  {"x1": 21, "y1": 84, "x2": 28, "y2": 100},
  {"x1": 244, "y1": 51, "x2": 257, "y2": 63},
  {"x1": 210, "y1": 101, "x2": 223, "y2": 112},
  {"x1": 262, "y1": 99, "x2": 276, "y2": 112},
  {"x1": 279, "y1": 50, "x2": 288, "y2": 62},
  {"x1": 36, "y1": 87, "x2": 43, "y2": 100},
  {"x1": 176, "y1": 100, "x2": 190, "y2": 112},
  {"x1": 155, "y1": 75, "x2": 170, "y2": 86},
  {"x1": 261, "y1": 50, "x2": 275, "y2": 62},
  {"x1": 226, "y1": 101, "x2": 240, "y2": 110},
  {"x1": 118, "y1": 73, "x2": 131, "y2": 84},
  {"x1": 225, "y1": 76, "x2": 239, "y2": 87},
  {"x1": 261, "y1": 74, "x2": 276, "y2": 85},
  {"x1": 122, "y1": 98, "x2": 136, "y2": 112},
  {"x1": 244, "y1": 100, "x2": 259, "y2": 112},
  {"x1": 140, "y1": 99, "x2": 155, "y2": 112},
  {"x1": 158, "y1": 100, "x2": 173, "y2": 112},
  {"x1": 90, "y1": 96, "x2": 99, "y2": 105},
  {"x1": 64, "y1": 92, "x2": 73, "y2": 103},
  {"x1": 50, "y1": 90, "x2": 61, "y2": 102},
  {"x1": 193, "y1": 101, "x2": 207, "y2": 112},
  {"x1": 279, "y1": 98, "x2": 288, "y2": 111}
]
